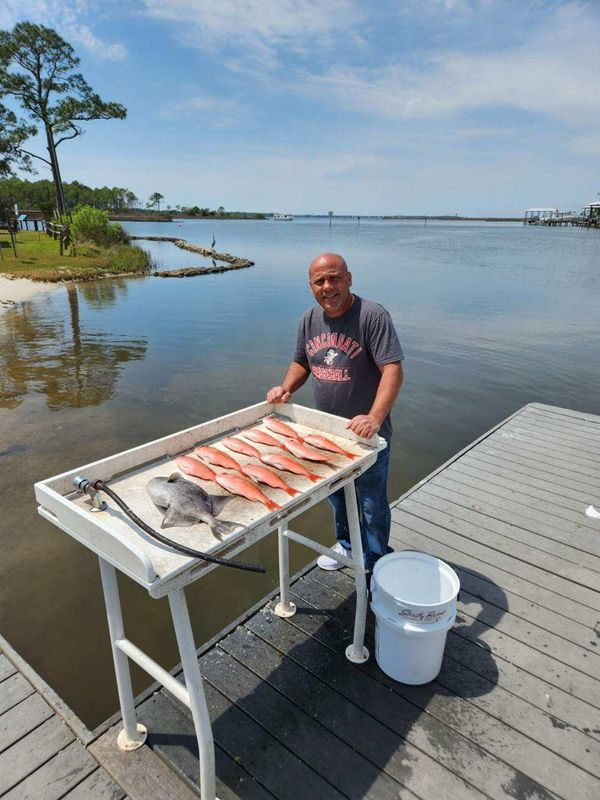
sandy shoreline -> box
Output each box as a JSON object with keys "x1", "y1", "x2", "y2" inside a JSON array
[{"x1": 0, "y1": 275, "x2": 60, "y2": 313}]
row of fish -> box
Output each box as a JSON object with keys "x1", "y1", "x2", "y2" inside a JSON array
[{"x1": 147, "y1": 416, "x2": 358, "y2": 536}]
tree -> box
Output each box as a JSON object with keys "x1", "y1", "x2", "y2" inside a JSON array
[
  {"x1": 148, "y1": 192, "x2": 164, "y2": 211},
  {"x1": 0, "y1": 22, "x2": 126, "y2": 215},
  {"x1": 0, "y1": 102, "x2": 35, "y2": 178}
]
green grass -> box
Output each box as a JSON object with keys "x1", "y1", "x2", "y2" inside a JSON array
[{"x1": 0, "y1": 230, "x2": 152, "y2": 282}]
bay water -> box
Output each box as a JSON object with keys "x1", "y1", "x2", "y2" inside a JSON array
[{"x1": 1, "y1": 217, "x2": 599, "y2": 726}]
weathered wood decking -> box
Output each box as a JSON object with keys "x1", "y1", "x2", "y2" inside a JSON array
[
  {"x1": 117, "y1": 402, "x2": 600, "y2": 799},
  {"x1": 6, "y1": 402, "x2": 599, "y2": 799},
  {"x1": 0, "y1": 636, "x2": 127, "y2": 799}
]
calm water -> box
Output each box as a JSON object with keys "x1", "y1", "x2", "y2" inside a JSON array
[{"x1": 1, "y1": 218, "x2": 599, "y2": 727}]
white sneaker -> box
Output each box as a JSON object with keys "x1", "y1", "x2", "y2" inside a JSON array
[{"x1": 317, "y1": 541, "x2": 352, "y2": 571}]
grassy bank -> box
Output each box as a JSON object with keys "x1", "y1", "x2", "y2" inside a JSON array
[{"x1": 0, "y1": 230, "x2": 152, "y2": 282}]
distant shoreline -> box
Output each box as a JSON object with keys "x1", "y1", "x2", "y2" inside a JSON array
[{"x1": 111, "y1": 214, "x2": 524, "y2": 223}]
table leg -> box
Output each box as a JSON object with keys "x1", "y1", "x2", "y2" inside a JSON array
[
  {"x1": 343, "y1": 482, "x2": 370, "y2": 663},
  {"x1": 169, "y1": 589, "x2": 217, "y2": 800},
  {"x1": 98, "y1": 558, "x2": 147, "y2": 750},
  {"x1": 275, "y1": 523, "x2": 296, "y2": 618}
]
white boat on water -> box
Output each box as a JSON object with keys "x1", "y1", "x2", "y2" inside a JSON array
[{"x1": 273, "y1": 213, "x2": 294, "y2": 221}]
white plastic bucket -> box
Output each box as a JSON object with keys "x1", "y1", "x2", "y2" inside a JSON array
[
  {"x1": 372, "y1": 550, "x2": 460, "y2": 625},
  {"x1": 372, "y1": 599, "x2": 456, "y2": 684}
]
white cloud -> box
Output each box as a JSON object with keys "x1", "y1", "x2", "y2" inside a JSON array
[
  {"x1": 140, "y1": 0, "x2": 361, "y2": 63},
  {"x1": 166, "y1": 90, "x2": 246, "y2": 124},
  {"x1": 301, "y1": 6, "x2": 600, "y2": 129},
  {"x1": 0, "y1": 1, "x2": 127, "y2": 61}
]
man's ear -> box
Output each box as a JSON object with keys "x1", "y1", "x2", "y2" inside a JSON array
[{"x1": 348, "y1": 272, "x2": 352, "y2": 286}]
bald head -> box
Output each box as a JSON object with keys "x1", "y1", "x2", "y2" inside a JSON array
[
  {"x1": 308, "y1": 252, "x2": 353, "y2": 318},
  {"x1": 309, "y1": 252, "x2": 348, "y2": 279}
]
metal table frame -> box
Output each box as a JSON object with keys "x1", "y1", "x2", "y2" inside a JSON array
[{"x1": 35, "y1": 402, "x2": 385, "y2": 800}]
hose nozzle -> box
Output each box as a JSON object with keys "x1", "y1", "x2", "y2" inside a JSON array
[{"x1": 73, "y1": 475, "x2": 106, "y2": 510}]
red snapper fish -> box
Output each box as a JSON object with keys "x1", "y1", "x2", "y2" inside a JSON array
[
  {"x1": 175, "y1": 456, "x2": 217, "y2": 482},
  {"x1": 303, "y1": 434, "x2": 357, "y2": 460},
  {"x1": 263, "y1": 416, "x2": 304, "y2": 442},
  {"x1": 195, "y1": 445, "x2": 243, "y2": 473},
  {"x1": 215, "y1": 472, "x2": 281, "y2": 512},
  {"x1": 241, "y1": 428, "x2": 286, "y2": 449},
  {"x1": 260, "y1": 452, "x2": 321, "y2": 483},
  {"x1": 241, "y1": 463, "x2": 300, "y2": 497},
  {"x1": 283, "y1": 439, "x2": 335, "y2": 464},
  {"x1": 220, "y1": 436, "x2": 260, "y2": 459}
]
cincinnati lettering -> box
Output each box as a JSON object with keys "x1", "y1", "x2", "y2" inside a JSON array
[
  {"x1": 305, "y1": 332, "x2": 363, "y2": 359},
  {"x1": 312, "y1": 366, "x2": 351, "y2": 382}
]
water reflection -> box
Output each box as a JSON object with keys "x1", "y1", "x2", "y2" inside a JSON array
[
  {"x1": 0, "y1": 284, "x2": 147, "y2": 409},
  {"x1": 78, "y1": 277, "x2": 131, "y2": 309}
]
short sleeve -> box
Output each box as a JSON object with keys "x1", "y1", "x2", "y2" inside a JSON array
[
  {"x1": 293, "y1": 315, "x2": 309, "y2": 365},
  {"x1": 366, "y1": 309, "x2": 404, "y2": 367}
]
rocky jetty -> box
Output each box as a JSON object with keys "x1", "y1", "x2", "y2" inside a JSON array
[{"x1": 129, "y1": 235, "x2": 254, "y2": 275}]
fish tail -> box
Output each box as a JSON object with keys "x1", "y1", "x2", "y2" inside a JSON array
[
  {"x1": 307, "y1": 472, "x2": 319, "y2": 483},
  {"x1": 285, "y1": 487, "x2": 301, "y2": 496},
  {"x1": 342, "y1": 450, "x2": 357, "y2": 459},
  {"x1": 265, "y1": 499, "x2": 281, "y2": 511},
  {"x1": 215, "y1": 520, "x2": 238, "y2": 538}
]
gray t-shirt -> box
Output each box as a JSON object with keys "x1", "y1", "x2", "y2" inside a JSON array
[{"x1": 293, "y1": 296, "x2": 404, "y2": 439}]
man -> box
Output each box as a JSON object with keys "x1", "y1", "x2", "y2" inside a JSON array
[{"x1": 266, "y1": 252, "x2": 404, "y2": 572}]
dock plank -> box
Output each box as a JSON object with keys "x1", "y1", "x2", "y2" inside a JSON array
[
  {"x1": 201, "y1": 646, "x2": 405, "y2": 800},
  {"x1": 426, "y1": 471, "x2": 600, "y2": 552},
  {"x1": 313, "y1": 569, "x2": 600, "y2": 781},
  {"x1": 62, "y1": 767, "x2": 126, "y2": 800},
  {"x1": 1, "y1": 739, "x2": 97, "y2": 800},
  {"x1": 398, "y1": 495, "x2": 600, "y2": 590},
  {"x1": 418, "y1": 480, "x2": 600, "y2": 565},
  {"x1": 391, "y1": 509, "x2": 600, "y2": 623},
  {"x1": 293, "y1": 574, "x2": 597, "y2": 800},
  {"x1": 0, "y1": 716, "x2": 73, "y2": 795},
  {"x1": 0, "y1": 693, "x2": 53, "y2": 754},
  {"x1": 0, "y1": 656, "x2": 16, "y2": 684},
  {"x1": 390, "y1": 524, "x2": 600, "y2": 708},
  {"x1": 0, "y1": 674, "x2": 33, "y2": 717},
  {"x1": 138, "y1": 693, "x2": 275, "y2": 800}
]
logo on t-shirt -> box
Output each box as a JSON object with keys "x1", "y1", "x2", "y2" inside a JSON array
[
  {"x1": 323, "y1": 349, "x2": 338, "y2": 366},
  {"x1": 305, "y1": 334, "x2": 361, "y2": 383}
]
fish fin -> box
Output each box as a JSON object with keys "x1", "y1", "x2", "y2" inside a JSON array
[
  {"x1": 215, "y1": 520, "x2": 239, "y2": 539},
  {"x1": 161, "y1": 507, "x2": 196, "y2": 528},
  {"x1": 167, "y1": 472, "x2": 182, "y2": 483},
  {"x1": 265, "y1": 499, "x2": 281, "y2": 512},
  {"x1": 307, "y1": 473, "x2": 320, "y2": 483},
  {"x1": 342, "y1": 450, "x2": 357, "y2": 459},
  {"x1": 209, "y1": 494, "x2": 234, "y2": 516},
  {"x1": 285, "y1": 487, "x2": 300, "y2": 496}
]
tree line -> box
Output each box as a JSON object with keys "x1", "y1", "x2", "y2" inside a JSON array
[{"x1": 0, "y1": 177, "x2": 139, "y2": 215}]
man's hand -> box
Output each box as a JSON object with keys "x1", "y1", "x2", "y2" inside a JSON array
[
  {"x1": 266, "y1": 385, "x2": 292, "y2": 404},
  {"x1": 346, "y1": 414, "x2": 381, "y2": 439}
]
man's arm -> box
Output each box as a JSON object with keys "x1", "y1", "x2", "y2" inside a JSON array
[
  {"x1": 347, "y1": 362, "x2": 404, "y2": 438},
  {"x1": 266, "y1": 361, "x2": 310, "y2": 404}
]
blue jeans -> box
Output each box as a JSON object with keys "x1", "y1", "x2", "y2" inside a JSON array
[{"x1": 328, "y1": 445, "x2": 393, "y2": 571}]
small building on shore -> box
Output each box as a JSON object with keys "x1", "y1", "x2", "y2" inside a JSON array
[
  {"x1": 524, "y1": 207, "x2": 558, "y2": 224},
  {"x1": 583, "y1": 202, "x2": 600, "y2": 222}
]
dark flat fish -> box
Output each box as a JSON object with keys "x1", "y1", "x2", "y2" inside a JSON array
[{"x1": 147, "y1": 473, "x2": 236, "y2": 539}]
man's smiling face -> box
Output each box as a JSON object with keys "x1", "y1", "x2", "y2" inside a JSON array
[{"x1": 309, "y1": 253, "x2": 353, "y2": 318}]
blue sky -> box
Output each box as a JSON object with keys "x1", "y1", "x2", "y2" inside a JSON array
[{"x1": 1, "y1": 0, "x2": 599, "y2": 215}]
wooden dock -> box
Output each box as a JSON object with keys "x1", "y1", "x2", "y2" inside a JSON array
[
  {"x1": 0, "y1": 635, "x2": 127, "y2": 799},
  {"x1": 5, "y1": 401, "x2": 600, "y2": 798},
  {"x1": 87, "y1": 402, "x2": 599, "y2": 799}
]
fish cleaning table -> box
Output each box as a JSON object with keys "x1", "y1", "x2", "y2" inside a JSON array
[{"x1": 35, "y1": 401, "x2": 385, "y2": 800}]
